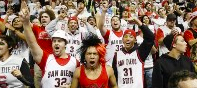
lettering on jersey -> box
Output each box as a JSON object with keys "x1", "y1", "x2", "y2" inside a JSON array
[
  {"x1": 118, "y1": 59, "x2": 137, "y2": 67},
  {"x1": 123, "y1": 77, "x2": 134, "y2": 84},
  {"x1": 118, "y1": 58, "x2": 137, "y2": 84},
  {"x1": 48, "y1": 70, "x2": 73, "y2": 78},
  {"x1": 68, "y1": 40, "x2": 80, "y2": 45},
  {"x1": 38, "y1": 31, "x2": 50, "y2": 40},
  {"x1": 111, "y1": 40, "x2": 123, "y2": 51},
  {"x1": 1, "y1": 65, "x2": 20, "y2": 73},
  {"x1": 78, "y1": 18, "x2": 85, "y2": 27}
]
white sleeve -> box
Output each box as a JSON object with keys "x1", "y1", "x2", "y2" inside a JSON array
[{"x1": 45, "y1": 18, "x2": 59, "y2": 37}]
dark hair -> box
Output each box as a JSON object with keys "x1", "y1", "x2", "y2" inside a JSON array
[
  {"x1": 168, "y1": 70, "x2": 197, "y2": 88},
  {"x1": 12, "y1": 17, "x2": 23, "y2": 30},
  {"x1": 145, "y1": 2, "x2": 151, "y2": 9},
  {"x1": 78, "y1": 33, "x2": 104, "y2": 65},
  {"x1": 141, "y1": 15, "x2": 151, "y2": 24},
  {"x1": 0, "y1": 35, "x2": 16, "y2": 53},
  {"x1": 111, "y1": 15, "x2": 120, "y2": 22},
  {"x1": 38, "y1": 9, "x2": 55, "y2": 22},
  {"x1": 158, "y1": 8, "x2": 165, "y2": 15},
  {"x1": 87, "y1": 16, "x2": 96, "y2": 23}
]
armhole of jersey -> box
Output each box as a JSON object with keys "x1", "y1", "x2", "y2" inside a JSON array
[
  {"x1": 136, "y1": 50, "x2": 144, "y2": 64},
  {"x1": 112, "y1": 52, "x2": 118, "y2": 84},
  {"x1": 76, "y1": 59, "x2": 80, "y2": 68},
  {"x1": 103, "y1": 30, "x2": 110, "y2": 44}
]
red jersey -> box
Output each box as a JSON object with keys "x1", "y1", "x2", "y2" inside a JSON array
[
  {"x1": 79, "y1": 65, "x2": 109, "y2": 88},
  {"x1": 32, "y1": 24, "x2": 53, "y2": 54}
]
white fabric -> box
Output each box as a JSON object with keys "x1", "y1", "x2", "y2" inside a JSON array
[
  {"x1": 41, "y1": 54, "x2": 77, "y2": 88},
  {"x1": 116, "y1": 51, "x2": 143, "y2": 88},
  {"x1": 0, "y1": 55, "x2": 24, "y2": 88}
]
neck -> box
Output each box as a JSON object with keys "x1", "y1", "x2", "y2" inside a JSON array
[
  {"x1": 168, "y1": 49, "x2": 181, "y2": 60},
  {"x1": 0, "y1": 52, "x2": 10, "y2": 62},
  {"x1": 86, "y1": 63, "x2": 100, "y2": 71},
  {"x1": 59, "y1": 52, "x2": 68, "y2": 58}
]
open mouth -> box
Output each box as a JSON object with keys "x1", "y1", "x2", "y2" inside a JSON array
[
  {"x1": 55, "y1": 46, "x2": 60, "y2": 50},
  {"x1": 90, "y1": 61, "x2": 95, "y2": 64}
]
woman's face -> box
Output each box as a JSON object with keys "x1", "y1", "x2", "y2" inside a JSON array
[
  {"x1": 12, "y1": 18, "x2": 23, "y2": 29},
  {"x1": 143, "y1": 16, "x2": 150, "y2": 24}
]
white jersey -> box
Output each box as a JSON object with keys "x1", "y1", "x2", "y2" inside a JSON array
[
  {"x1": 116, "y1": 50, "x2": 143, "y2": 88},
  {"x1": 158, "y1": 25, "x2": 181, "y2": 56},
  {"x1": 65, "y1": 31, "x2": 82, "y2": 60},
  {"x1": 41, "y1": 54, "x2": 77, "y2": 88},
  {"x1": 106, "y1": 30, "x2": 124, "y2": 66},
  {"x1": 104, "y1": 14, "x2": 112, "y2": 30},
  {"x1": 0, "y1": 55, "x2": 24, "y2": 88}
]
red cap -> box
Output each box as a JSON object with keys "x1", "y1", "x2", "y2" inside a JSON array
[
  {"x1": 123, "y1": 29, "x2": 136, "y2": 38},
  {"x1": 68, "y1": 16, "x2": 78, "y2": 23},
  {"x1": 162, "y1": 1, "x2": 168, "y2": 7}
]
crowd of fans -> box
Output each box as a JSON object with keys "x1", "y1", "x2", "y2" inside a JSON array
[{"x1": 1, "y1": 0, "x2": 197, "y2": 88}]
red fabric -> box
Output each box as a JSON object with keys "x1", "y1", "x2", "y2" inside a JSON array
[
  {"x1": 38, "y1": 51, "x2": 49, "y2": 76},
  {"x1": 156, "y1": 28, "x2": 164, "y2": 42},
  {"x1": 79, "y1": 65, "x2": 109, "y2": 88},
  {"x1": 54, "y1": 55, "x2": 71, "y2": 66},
  {"x1": 32, "y1": 24, "x2": 53, "y2": 54},
  {"x1": 184, "y1": 29, "x2": 197, "y2": 57},
  {"x1": 123, "y1": 29, "x2": 136, "y2": 38},
  {"x1": 68, "y1": 16, "x2": 78, "y2": 23},
  {"x1": 103, "y1": 30, "x2": 110, "y2": 44},
  {"x1": 162, "y1": 1, "x2": 168, "y2": 7}
]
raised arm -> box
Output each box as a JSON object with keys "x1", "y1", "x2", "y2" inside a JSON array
[
  {"x1": 21, "y1": 1, "x2": 43, "y2": 64},
  {"x1": 0, "y1": 21, "x2": 5, "y2": 33},
  {"x1": 5, "y1": 23, "x2": 26, "y2": 41},
  {"x1": 135, "y1": 18, "x2": 154, "y2": 61},
  {"x1": 98, "y1": 1, "x2": 108, "y2": 36}
]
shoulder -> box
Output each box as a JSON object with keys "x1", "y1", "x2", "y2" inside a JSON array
[
  {"x1": 73, "y1": 67, "x2": 81, "y2": 78},
  {"x1": 106, "y1": 65, "x2": 114, "y2": 76}
]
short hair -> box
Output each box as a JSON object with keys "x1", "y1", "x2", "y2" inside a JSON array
[
  {"x1": 168, "y1": 70, "x2": 197, "y2": 88},
  {"x1": 0, "y1": 35, "x2": 16, "y2": 53},
  {"x1": 87, "y1": 16, "x2": 96, "y2": 23},
  {"x1": 38, "y1": 9, "x2": 55, "y2": 22}
]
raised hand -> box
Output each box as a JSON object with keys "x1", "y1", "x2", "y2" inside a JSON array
[
  {"x1": 101, "y1": 1, "x2": 109, "y2": 13},
  {"x1": 19, "y1": 1, "x2": 30, "y2": 23},
  {"x1": 58, "y1": 13, "x2": 67, "y2": 20}
]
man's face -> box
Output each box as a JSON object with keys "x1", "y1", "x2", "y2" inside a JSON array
[
  {"x1": 122, "y1": 34, "x2": 136, "y2": 51},
  {"x1": 111, "y1": 16, "x2": 120, "y2": 31},
  {"x1": 158, "y1": 8, "x2": 166, "y2": 16},
  {"x1": 68, "y1": 20, "x2": 78, "y2": 34},
  {"x1": 167, "y1": 19, "x2": 176, "y2": 29},
  {"x1": 0, "y1": 38, "x2": 9, "y2": 58},
  {"x1": 52, "y1": 38, "x2": 66, "y2": 56},
  {"x1": 41, "y1": 13, "x2": 51, "y2": 26},
  {"x1": 88, "y1": 18, "x2": 96, "y2": 27},
  {"x1": 78, "y1": 2, "x2": 85, "y2": 10},
  {"x1": 146, "y1": 3, "x2": 151, "y2": 11},
  {"x1": 178, "y1": 79, "x2": 197, "y2": 88},
  {"x1": 122, "y1": 11, "x2": 128, "y2": 18},
  {"x1": 85, "y1": 46, "x2": 100, "y2": 69}
]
